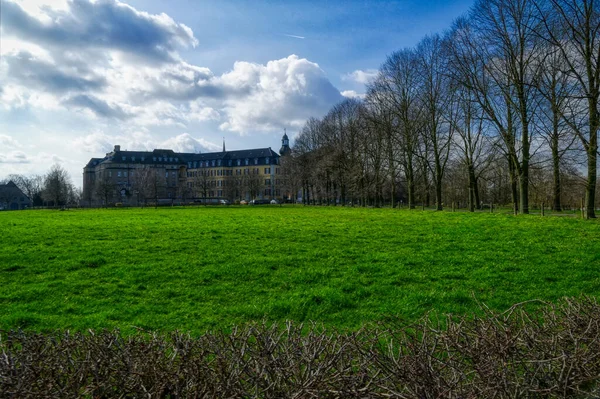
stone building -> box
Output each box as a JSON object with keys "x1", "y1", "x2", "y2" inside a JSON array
[{"x1": 83, "y1": 134, "x2": 291, "y2": 206}]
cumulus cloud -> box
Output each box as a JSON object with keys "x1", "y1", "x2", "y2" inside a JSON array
[
  {"x1": 343, "y1": 69, "x2": 378, "y2": 85},
  {"x1": 218, "y1": 55, "x2": 343, "y2": 133},
  {"x1": 3, "y1": 0, "x2": 197, "y2": 64},
  {"x1": 73, "y1": 132, "x2": 219, "y2": 154},
  {"x1": 2, "y1": 0, "x2": 343, "y2": 142}
]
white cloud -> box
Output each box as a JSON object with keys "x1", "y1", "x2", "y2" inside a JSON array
[
  {"x1": 342, "y1": 69, "x2": 378, "y2": 85},
  {"x1": 0, "y1": 135, "x2": 22, "y2": 149},
  {"x1": 160, "y1": 133, "x2": 221, "y2": 153},
  {"x1": 0, "y1": 151, "x2": 30, "y2": 164},
  {"x1": 341, "y1": 90, "x2": 365, "y2": 99},
  {"x1": 218, "y1": 55, "x2": 343, "y2": 133},
  {"x1": 72, "y1": 131, "x2": 220, "y2": 155}
]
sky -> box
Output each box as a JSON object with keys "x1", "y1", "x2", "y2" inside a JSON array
[{"x1": 0, "y1": 0, "x2": 474, "y2": 187}]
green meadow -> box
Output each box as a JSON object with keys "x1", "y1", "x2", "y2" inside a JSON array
[{"x1": 1, "y1": 206, "x2": 599, "y2": 334}]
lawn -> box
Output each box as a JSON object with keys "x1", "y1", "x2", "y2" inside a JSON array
[{"x1": 1, "y1": 206, "x2": 599, "y2": 334}]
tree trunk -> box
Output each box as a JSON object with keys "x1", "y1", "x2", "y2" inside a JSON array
[
  {"x1": 406, "y1": 155, "x2": 415, "y2": 209},
  {"x1": 586, "y1": 137, "x2": 597, "y2": 219},
  {"x1": 551, "y1": 133, "x2": 562, "y2": 212},
  {"x1": 509, "y1": 159, "x2": 518, "y2": 212}
]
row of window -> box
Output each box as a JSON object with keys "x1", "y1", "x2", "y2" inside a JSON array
[
  {"x1": 185, "y1": 189, "x2": 280, "y2": 198},
  {"x1": 119, "y1": 155, "x2": 180, "y2": 163},
  {"x1": 187, "y1": 157, "x2": 272, "y2": 169},
  {"x1": 186, "y1": 178, "x2": 274, "y2": 188},
  {"x1": 186, "y1": 168, "x2": 278, "y2": 178}
]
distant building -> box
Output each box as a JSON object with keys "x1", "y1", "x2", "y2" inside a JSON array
[
  {"x1": 0, "y1": 181, "x2": 31, "y2": 210},
  {"x1": 83, "y1": 133, "x2": 291, "y2": 206}
]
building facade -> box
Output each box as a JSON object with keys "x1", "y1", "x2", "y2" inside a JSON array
[
  {"x1": 83, "y1": 135, "x2": 291, "y2": 206},
  {"x1": 0, "y1": 181, "x2": 31, "y2": 210}
]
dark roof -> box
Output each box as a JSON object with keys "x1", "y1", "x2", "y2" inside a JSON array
[
  {"x1": 84, "y1": 158, "x2": 103, "y2": 168},
  {"x1": 86, "y1": 147, "x2": 280, "y2": 168},
  {"x1": 0, "y1": 181, "x2": 30, "y2": 202}
]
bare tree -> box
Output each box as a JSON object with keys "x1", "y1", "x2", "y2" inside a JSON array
[
  {"x1": 416, "y1": 34, "x2": 455, "y2": 210},
  {"x1": 95, "y1": 175, "x2": 114, "y2": 207},
  {"x1": 536, "y1": 0, "x2": 600, "y2": 218},
  {"x1": 42, "y1": 164, "x2": 72, "y2": 207},
  {"x1": 378, "y1": 49, "x2": 424, "y2": 209}
]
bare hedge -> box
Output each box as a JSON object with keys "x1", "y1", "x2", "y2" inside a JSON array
[{"x1": 2, "y1": 297, "x2": 600, "y2": 398}]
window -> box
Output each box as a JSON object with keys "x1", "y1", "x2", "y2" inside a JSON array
[
  {"x1": 130, "y1": 171, "x2": 134, "y2": 177},
  {"x1": 255, "y1": 168, "x2": 259, "y2": 174},
  {"x1": 276, "y1": 168, "x2": 280, "y2": 174},
  {"x1": 266, "y1": 157, "x2": 270, "y2": 164},
  {"x1": 141, "y1": 157, "x2": 145, "y2": 161},
  {"x1": 237, "y1": 159, "x2": 241, "y2": 166},
  {"x1": 124, "y1": 171, "x2": 128, "y2": 177},
  {"x1": 245, "y1": 158, "x2": 249, "y2": 165},
  {"x1": 166, "y1": 172, "x2": 169, "y2": 178},
  {"x1": 171, "y1": 171, "x2": 176, "y2": 177},
  {"x1": 188, "y1": 162, "x2": 192, "y2": 168},
  {"x1": 228, "y1": 160, "x2": 232, "y2": 166},
  {"x1": 212, "y1": 160, "x2": 216, "y2": 167},
  {"x1": 169, "y1": 158, "x2": 173, "y2": 162},
  {"x1": 131, "y1": 157, "x2": 135, "y2": 161},
  {"x1": 236, "y1": 169, "x2": 241, "y2": 175},
  {"x1": 217, "y1": 160, "x2": 221, "y2": 166},
  {"x1": 265, "y1": 179, "x2": 271, "y2": 185},
  {"x1": 175, "y1": 158, "x2": 178, "y2": 162},
  {"x1": 264, "y1": 167, "x2": 271, "y2": 174},
  {"x1": 153, "y1": 157, "x2": 157, "y2": 161},
  {"x1": 254, "y1": 158, "x2": 258, "y2": 165},
  {"x1": 117, "y1": 171, "x2": 122, "y2": 177},
  {"x1": 122, "y1": 156, "x2": 126, "y2": 161},
  {"x1": 193, "y1": 161, "x2": 197, "y2": 168}
]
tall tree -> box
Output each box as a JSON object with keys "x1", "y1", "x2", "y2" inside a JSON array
[
  {"x1": 416, "y1": 34, "x2": 455, "y2": 210},
  {"x1": 378, "y1": 49, "x2": 424, "y2": 209},
  {"x1": 537, "y1": 0, "x2": 600, "y2": 218}
]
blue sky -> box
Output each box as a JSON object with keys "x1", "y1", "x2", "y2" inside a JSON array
[{"x1": 0, "y1": 0, "x2": 473, "y2": 186}]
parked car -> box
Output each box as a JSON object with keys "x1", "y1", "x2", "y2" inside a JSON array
[
  {"x1": 249, "y1": 199, "x2": 270, "y2": 205},
  {"x1": 270, "y1": 199, "x2": 279, "y2": 205},
  {"x1": 219, "y1": 199, "x2": 230, "y2": 205},
  {"x1": 239, "y1": 200, "x2": 248, "y2": 205}
]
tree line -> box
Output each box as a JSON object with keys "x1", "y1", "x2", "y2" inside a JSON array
[
  {"x1": 287, "y1": 0, "x2": 599, "y2": 217},
  {"x1": 1, "y1": 164, "x2": 80, "y2": 208}
]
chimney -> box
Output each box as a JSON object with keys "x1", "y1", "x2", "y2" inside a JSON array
[{"x1": 114, "y1": 145, "x2": 121, "y2": 152}]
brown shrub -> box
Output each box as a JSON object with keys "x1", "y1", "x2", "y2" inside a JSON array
[{"x1": 2, "y1": 297, "x2": 600, "y2": 398}]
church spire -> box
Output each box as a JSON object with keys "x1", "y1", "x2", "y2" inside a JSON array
[
  {"x1": 223, "y1": 137, "x2": 226, "y2": 152},
  {"x1": 279, "y1": 129, "x2": 291, "y2": 156}
]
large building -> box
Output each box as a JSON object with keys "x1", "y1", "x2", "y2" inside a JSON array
[{"x1": 83, "y1": 134, "x2": 291, "y2": 206}]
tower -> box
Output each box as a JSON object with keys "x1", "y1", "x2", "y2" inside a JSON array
[{"x1": 279, "y1": 128, "x2": 291, "y2": 156}]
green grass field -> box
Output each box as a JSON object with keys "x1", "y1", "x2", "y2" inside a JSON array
[{"x1": 1, "y1": 206, "x2": 599, "y2": 334}]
